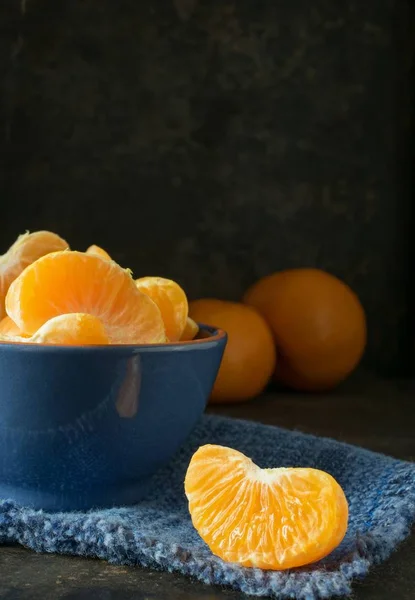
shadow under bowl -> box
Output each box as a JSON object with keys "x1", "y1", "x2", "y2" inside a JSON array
[{"x1": 0, "y1": 325, "x2": 226, "y2": 511}]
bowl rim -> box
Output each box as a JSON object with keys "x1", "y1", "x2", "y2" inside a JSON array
[{"x1": 0, "y1": 323, "x2": 227, "y2": 353}]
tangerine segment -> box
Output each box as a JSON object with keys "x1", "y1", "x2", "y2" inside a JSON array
[
  {"x1": 0, "y1": 231, "x2": 69, "y2": 319},
  {"x1": 86, "y1": 244, "x2": 112, "y2": 261},
  {"x1": 135, "y1": 277, "x2": 188, "y2": 342},
  {"x1": 185, "y1": 445, "x2": 348, "y2": 570},
  {"x1": 180, "y1": 317, "x2": 199, "y2": 341},
  {"x1": 6, "y1": 251, "x2": 166, "y2": 344},
  {"x1": 0, "y1": 317, "x2": 28, "y2": 343},
  {"x1": 31, "y1": 313, "x2": 109, "y2": 345},
  {"x1": 0, "y1": 316, "x2": 27, "y2": 338},
  {"x1": 0, "y1": 334, "x2": 28, "y2": 344}
]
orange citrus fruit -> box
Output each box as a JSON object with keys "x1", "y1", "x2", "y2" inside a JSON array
[
  {"x1": 188, "y1": 298, "x2": 224, "y2": 317},
  {"x1": 185, "y1": 444, "x2": 349, "y2": 570},
  {"x1": 0, "y1": 231, "x2": 68, "y2": 320},
  {"x1": 86, "y1": 244, "x2": 112, "y2": 261},
  {"x1": 180, "y1": 317, "x2": 199, "y2": 341},
  {"x1": 6, "y1": 251, "x2": 166, "y2": 344},
  {"x1": 135, "y1": 276, "x2": 188, "y2": 342},
  {"x1": 31, "y1": 313, "x2": 109, "y2": 345},
  {"x1": 243, "y1": 268, "x2": 367, "y2": 391},
  {"x1": 189, "y1": 299, "x2": 276, "y2": 402}
]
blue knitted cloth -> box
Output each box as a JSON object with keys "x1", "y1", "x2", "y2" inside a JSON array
[{"x1": 1, "y1": 415, "x2": 414, "y2": 599}]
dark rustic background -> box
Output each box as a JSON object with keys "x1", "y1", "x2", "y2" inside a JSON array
[{"x1": 1, "y1": 0, "x2": 414, "y2": 375}]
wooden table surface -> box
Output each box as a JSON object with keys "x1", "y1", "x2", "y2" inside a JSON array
[{"x1": 1, "y1": 374, "x2": 414, "y2": 600}]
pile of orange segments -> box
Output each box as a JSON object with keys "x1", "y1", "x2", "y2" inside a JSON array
[{"x1": 0, "y1": 231, "x2": 198, "y2": 346}]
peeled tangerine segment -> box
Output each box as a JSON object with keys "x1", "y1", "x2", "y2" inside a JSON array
[
  {"x1": 0, "y1": 230, "x2": 68, "y2": 319},
  {"x1": 185, "y1": 445, "x2": 349, "y2": 570},
  {"x1": 31, "y1": 313, "x2": 109, "y2": 345},
  {"x1": 180, "y1": 317, "x2": 199, "y2": 341},
  {"x1": 86, "y1": 244, "x2": 112, "y2": 261},
  {"x1": 6, "y1": 251, "x2": 166, "y2": 344},
  {"x1": 0, "y1": 315, "x2": 26, "y2": 338},
  {"x1": 135, "y1": 276, "x2": 188, "y2": 342}
]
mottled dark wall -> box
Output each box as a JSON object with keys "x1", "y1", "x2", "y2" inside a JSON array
[{"x1": 1, "y1": 0, "x2": 413, "y2": 374}]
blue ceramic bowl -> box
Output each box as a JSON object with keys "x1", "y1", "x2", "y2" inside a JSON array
[{"x1": 0, "y1": 325, "x2": 226, "y2": 511}]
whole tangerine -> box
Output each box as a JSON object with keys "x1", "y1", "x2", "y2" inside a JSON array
[
  {"x1": 189, "y1": 299, "x2": 276, "y2": 403},
  {"x1": 243, "y1": 268, "x2": 366, "y2": 391}
]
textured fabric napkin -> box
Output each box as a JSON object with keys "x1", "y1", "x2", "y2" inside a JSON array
[{"x1": 0, "y1": 415, "x2": 414, "y2": 600}]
